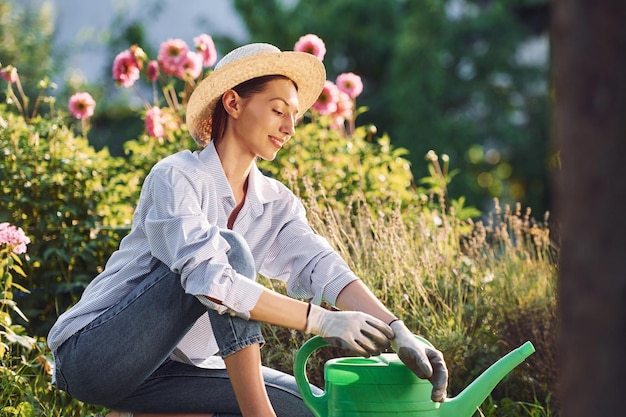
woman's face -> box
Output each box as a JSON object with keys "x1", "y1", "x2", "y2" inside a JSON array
[{"x1": 230, "y1": 78, "x2": 299, "y2": 161}]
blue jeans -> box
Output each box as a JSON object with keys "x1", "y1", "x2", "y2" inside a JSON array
[{"x1": 53, "y1": 230, "x2": 320, "y2": 415}]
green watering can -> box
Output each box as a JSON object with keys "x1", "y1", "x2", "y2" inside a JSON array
[{"x1": 294, "y1": 335, "x2": 535, "y2": 417}]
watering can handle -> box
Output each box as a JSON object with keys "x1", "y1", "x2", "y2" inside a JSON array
[
  {"x1": 294, "y1": 336, "x2": 330, "y2": 417},
  {"x1": 294, "y1": 335, "x2": 436, "y2": 417}
]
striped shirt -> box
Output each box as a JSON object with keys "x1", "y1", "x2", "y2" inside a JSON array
[{"x1": 47, "y1": 141, "x2": 358, "y2": 365}]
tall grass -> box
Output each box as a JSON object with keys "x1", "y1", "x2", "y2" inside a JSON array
[
  {"x1": 260, "y1": 180, "x2": 557, "y2": 416},
  {"x1": 1, "y1": 187, "x2": 557, "y2": 417}
]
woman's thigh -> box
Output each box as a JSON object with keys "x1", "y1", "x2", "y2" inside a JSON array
[{"x1": 54, "y1": 262, "x2": 207, "y2": 406}]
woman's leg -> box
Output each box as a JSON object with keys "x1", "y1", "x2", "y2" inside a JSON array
[
  {"x1": 224, "y1": 344, "x2": 275, "y2": 417},
  {"x1": 107, "y1": 359, "x2": 319, "y2": 416},
  {"x1": 53, "y1": 230, "x2": 256, "y2": 408},
  {"x1": 53, "y1": 260, "x2": 208, "y2": 407},
  {"x1": 54, "y1": 230, "x2": 315, "y2": 415},
  {"x1": 108, "y1": 232, "x2": 317, "y2": 416},
  {"x1": 208, "y1": 231, "x2": 275, "y2": 417}
]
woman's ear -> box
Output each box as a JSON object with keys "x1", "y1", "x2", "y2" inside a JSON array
[{"x1": 222, "y1": 89, "x2": 241, "y2": 119}]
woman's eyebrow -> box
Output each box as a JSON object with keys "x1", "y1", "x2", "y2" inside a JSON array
[{"x1": 270, "y1": 97, "x2": 299, "y2": 112}]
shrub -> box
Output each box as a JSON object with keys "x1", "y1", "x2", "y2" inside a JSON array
[
  {"x1": 259, "y1": 114, "x2": 417, "y2": 209},
  {"x1": 0, "y1": 222, "x2": 103, "y2": 416},
  {"x1": 0, "y1": 107, "x2": 133, "y2": 335},
  {"x1": 259, "y1": 175, "x2": 557, "y2": 416}
]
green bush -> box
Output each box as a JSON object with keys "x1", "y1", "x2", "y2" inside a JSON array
[
  {"x1": 1, "y1": 339, "x2": 103, "y2": 417},
  {"x1": 260, "y1": 113, "x2": 416, "y2": 209},
  {"x1": 0, "y1": 221, "x2": 102, "y2": 416},
  {"x1": 0, "y1": 107, "x2": 132, "y2": 336}
]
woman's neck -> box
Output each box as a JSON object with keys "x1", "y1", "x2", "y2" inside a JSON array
[{"x1": 214, "y1": 138, "x2": 254, "y2": 205}]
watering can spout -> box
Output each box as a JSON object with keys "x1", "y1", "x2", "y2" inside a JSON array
[{"x1": 440, "y1": 341, "x2": 536, "y2": 417}]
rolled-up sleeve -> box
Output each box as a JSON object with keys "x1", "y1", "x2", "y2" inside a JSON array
[
  {"x1": 143, "y1": 164, "x2": 263, "y2": 318},
  {"x1": 258, "y1": 196, "x2": 359, "y2": 307}
]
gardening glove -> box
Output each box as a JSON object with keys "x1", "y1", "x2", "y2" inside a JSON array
[
  {"x1": 305, "y1": 304, "x2": 394, "y2": 357},
  {"x1": 390, "y1": 320, "x2": 448, "y2": 402}
]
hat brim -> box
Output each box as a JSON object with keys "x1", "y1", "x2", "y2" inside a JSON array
[{"x1": 186, "y1": 50, "x2": 326, "y2": 145}]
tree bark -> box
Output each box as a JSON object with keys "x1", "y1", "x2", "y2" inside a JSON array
[{"x1": 553, "y1": 1, "x2": 626, "y2": 417}]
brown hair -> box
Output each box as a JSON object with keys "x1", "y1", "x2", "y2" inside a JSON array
[{"x1": 210, "y1": 75, "x2": 297, "y2": 143}]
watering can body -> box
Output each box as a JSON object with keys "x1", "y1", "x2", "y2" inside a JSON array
[{"x1": 294, "y1": 336, "x2": 535, "y2": 417}]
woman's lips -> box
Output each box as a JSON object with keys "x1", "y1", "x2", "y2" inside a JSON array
[{"x1": 269, "y1": 136, "x2": 284, "y2": 148}]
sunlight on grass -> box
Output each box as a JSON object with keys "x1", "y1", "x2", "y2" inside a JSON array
[{"x1": 260, "y1": 180, "x2": 557, "y2": 417}]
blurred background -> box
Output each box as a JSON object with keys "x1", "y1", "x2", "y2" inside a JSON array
[
  {"x1": 2, "y1": 0, "x2": 551, "y2": 215},
  {"x1": 5, "y1": 3, "x2": 626, "y2": 416},
  {"x1": 0, "y1": 2, "x2": 561, "y2": 414}
]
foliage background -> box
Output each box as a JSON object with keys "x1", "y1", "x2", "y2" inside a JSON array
[
  {"x1": 232, "y1": 0, "x2": 551, "y2": 213},
  {"x1": 0, "y1": 0, "x2": 557, "y2": 416},
  {"x1": 0, "y1": 106, "x2": 558, "y2": 416},
  {"x1": 9, "y1": 0, "x2": 551, "y2": 215}
]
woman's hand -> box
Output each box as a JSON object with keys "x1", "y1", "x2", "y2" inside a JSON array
[
  {"x1": 305, "y1": 304, "x2": 394, "y2": 357},
  {"x1": 390, "y1": 320, "x2": 448, "y2": 402}
]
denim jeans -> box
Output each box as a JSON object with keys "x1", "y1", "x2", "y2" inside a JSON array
[{"x1": 53, "y1": 230, "x2": 320, "y2": 415}]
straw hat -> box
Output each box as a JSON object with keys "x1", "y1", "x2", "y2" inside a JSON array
[{"x1": 186, "y1": 43, "x2": 326, "y2": 146}]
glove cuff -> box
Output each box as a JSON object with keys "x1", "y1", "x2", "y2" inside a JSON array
[
  {"x1": 390, "y1": 319, "x2": 414, "y2": 344},
  {"x1": 388, "y1": 318, "x2": 401, "y2": 326},
  {"x1": 389, "y1": 319, "x2": 407, "y2": 332},
  {"x1": 305, "y1": 303, "x2": 323, "y2": 334}
]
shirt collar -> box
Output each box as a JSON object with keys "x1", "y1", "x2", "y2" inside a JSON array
[{"x1": 198, "y1": 142, "x2": 283, "y2": 214}]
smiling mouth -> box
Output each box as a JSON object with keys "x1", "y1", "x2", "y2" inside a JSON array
[{"x1": 269, "y1": 136, "x2": 284, "y2": 148}]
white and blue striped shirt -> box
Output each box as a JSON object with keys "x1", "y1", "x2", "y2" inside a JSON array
[{"x1": 47, "y1": 141, "x2": 358, "y2": 365}]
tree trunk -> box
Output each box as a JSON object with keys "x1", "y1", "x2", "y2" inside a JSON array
[{"x1": 553, "y1": 1, "x2": 626, "y2": 417}]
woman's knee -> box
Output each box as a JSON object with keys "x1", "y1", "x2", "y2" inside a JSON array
[{"x1": 219, "y1": 230, "x2": 256, "y2": 279}]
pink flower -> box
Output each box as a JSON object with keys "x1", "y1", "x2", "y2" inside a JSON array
[
  {"x1": 194, "y1": 33, "x2": 217, "y2": 67},
  {"x1": 336, "y1": 72, "x2": 363, "y2": 99},
  {"x1": 0, "y1": 222, "x2": 30, "y2": 255},
  {"x1": 294, "y1": 34, "x2": 326, "y2": 61},
  {"x1": 145, "y1": 106, "x2": 165, "y2": 138},
  {"x1": 329, "y1": 91, "x2": 354, "y2": 130},
  {"x1": 158, "y1": 38, "x2": 190, "y2": 76},
  {"x1": 176, "y1": 51, "x2": 203, "y2": 80},
  {"x1": 0, "y1": 65, "x2": 18, "y2": 83},
  {"x1": 68, "y1": 92, "x2": 96, "y2": 119},
  {"x1": 334, "y1": 91, "x2": 354, "y2": 120},
  {"x1": 112, "y1": 49, "x2": 141, "y2": 87},
  {"x1": 312, "y1": 80, "x2": 339, "y2": 115},
  {"x1": 147, "y1": 60, "x2": 160, "y2": 82}
]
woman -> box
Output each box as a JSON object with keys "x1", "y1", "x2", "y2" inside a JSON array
[{"x1": 47, "y1": 43, "x2": 448, "y2": 417}]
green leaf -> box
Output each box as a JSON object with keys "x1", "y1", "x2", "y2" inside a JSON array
[
  {"x1": 9, "y1": 264, "x2": 27, "y2": 278},
  {"x1": 15, "y1": 402, "x2": 36, "y2": 417},
  {"x1": 9, "y1": 282, "x2": 30, "y2": 294}
]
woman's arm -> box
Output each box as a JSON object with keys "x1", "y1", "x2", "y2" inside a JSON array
[
  {"x1": 247, "y1": 287, "x2": 393, "y2": 357},
  {"x1": 248, "y1": 289, "x2": 308, "y2": 330},
  {"x1": 334, "y1": 279, "x2": 448, "y2": 402},
  {"x1": 334, "y1": 279, "x2": 398, "y2": 324}
]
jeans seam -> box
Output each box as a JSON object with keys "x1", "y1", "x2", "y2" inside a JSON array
[{"x1": 53, "y1": 361, "x2": 69, "y2": 392}]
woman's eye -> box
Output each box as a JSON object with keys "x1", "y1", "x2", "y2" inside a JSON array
[{"x1": 273, "y1": 109, "x2": 284, "y2": 116}]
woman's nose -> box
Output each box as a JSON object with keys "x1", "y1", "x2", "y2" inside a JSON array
[{"x1": 281, "y1": 116, "x2": 296, "y2": 137}]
